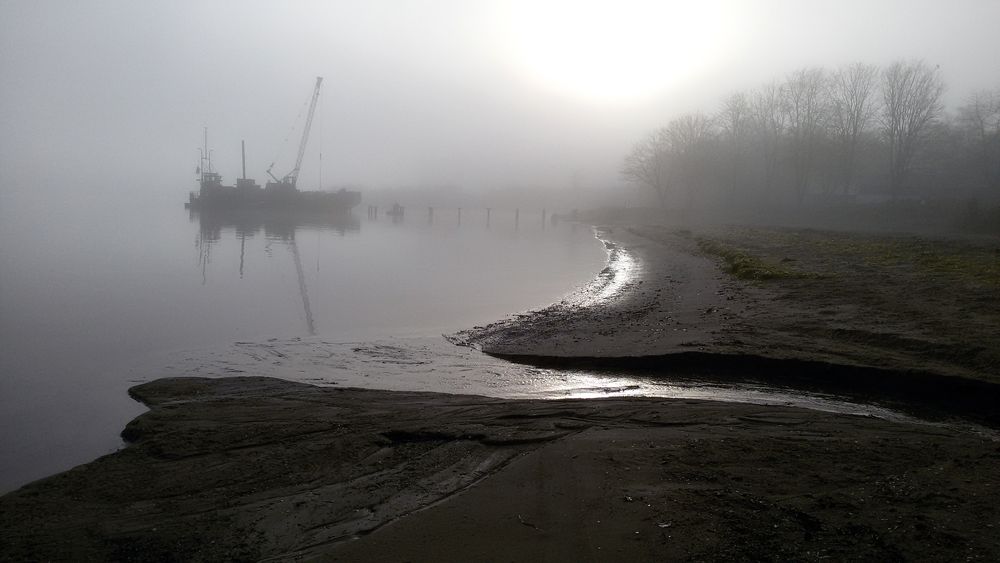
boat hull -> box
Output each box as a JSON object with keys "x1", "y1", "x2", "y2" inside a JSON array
[{"x1": 186, "y1": 186, "x2": 361, "y2": 212}]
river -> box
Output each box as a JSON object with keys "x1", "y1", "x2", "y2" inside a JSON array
[{"x1": 0, "y1": 200, "x2": 605, "y2": 492}]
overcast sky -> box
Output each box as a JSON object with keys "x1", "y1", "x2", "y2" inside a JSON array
[{"x1": 1, "y1": 0, "x2": 998, "y2": 205}]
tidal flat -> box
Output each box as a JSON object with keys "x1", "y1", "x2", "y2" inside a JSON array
[{"x1": 3, "y1": 222, "x2": 999, "y2": 561}]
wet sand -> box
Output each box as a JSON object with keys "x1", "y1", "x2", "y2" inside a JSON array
[
  {"x1": 454, "y1": 225, "x2": 1000, "y2": 384},
  {"x1": 3, "y1": 223, "x2": 1000, "y2": 560},
  {"x1": 1, "y1": 377, "x2": 997, "y2": 561}
]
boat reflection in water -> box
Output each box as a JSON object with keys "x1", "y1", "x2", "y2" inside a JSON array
[
  {"x1": 190, "y1": 208, "x2": 361, "y2": 336},
  {"x1": 190, "y1": 207, "x2": 361, "y2": 243}
]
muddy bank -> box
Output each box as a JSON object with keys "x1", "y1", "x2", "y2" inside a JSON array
[
  {"x1": 452, "y1": 225, "x2": 1000, "y2": 387},
  {"x1": 1, "y1": 377, "x2": 998, "y2": 561}
]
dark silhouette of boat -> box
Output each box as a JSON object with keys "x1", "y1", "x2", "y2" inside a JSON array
[
  {"x1": 185, "y1": 77, "x2": 360, "y2": 213},
  {"x1": 185, "y1": 171, "x2": 361, "y2": 212}
]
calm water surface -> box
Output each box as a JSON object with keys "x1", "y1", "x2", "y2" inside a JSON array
[{"x1": 0, "y1": 201, "x2": 605, "y2": 492}]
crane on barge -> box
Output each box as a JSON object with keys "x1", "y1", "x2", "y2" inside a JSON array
[
  {"x1": 266, "y1": 76, "x2": 324, "y2": 191},
  {"x1": 186, "y1": 76, "x2": 359, "y2": 211}
]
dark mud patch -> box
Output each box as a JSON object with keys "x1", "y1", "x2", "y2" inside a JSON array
[{"x1": 3, "y1": 377, "x2": 999, "y2": 561}]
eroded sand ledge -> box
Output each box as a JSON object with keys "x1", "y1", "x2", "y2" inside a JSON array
[
  {"x1": 454, "y1": 225, "x2": 999, "y2": 383},
  {"x1": 1, "y1": 376, "x2": 998, "y2": 561},
  {"x1": 453, "y1": 224, "x2": 1000, "y2": 425}
]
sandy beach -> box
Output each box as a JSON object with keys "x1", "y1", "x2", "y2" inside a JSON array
[
  {"x1": 455, "y1": 224, "x2": 999, "y2": 384},
  {"x1": 454, "y1": 224, "x2": 1000, "y2": 426},
  {"x1": 2, "y1": 222, "x2": 999, "y2": 561}
]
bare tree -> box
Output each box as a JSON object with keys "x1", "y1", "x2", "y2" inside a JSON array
[
  {"x1": 957, "y1": 89, "x2": 1000, "y2": 192},
  {"x1": 751, "y1": 82, "x2": 787, "y2": 196},
  {"x1": 620, "y1": 59, "x2": 984, "y2": 215},
  {"x1": 665, "y1": 113, "x2": 718, "y2": 210},
  {"x1": 717, "y1": 91, "x2": 752, "y2": 203},
  {"x1": 622, "y1": 128, "x2": 672, "y2": 208},
  {"x1": 880, "y1": 60, "x2": 946, "y2": 197},
  {"x1": 782, "y1": 67, "x2": 829, "y2": 205},
  {"x1": 828, "y1": 62, "x2": 879, "y2": 195}
]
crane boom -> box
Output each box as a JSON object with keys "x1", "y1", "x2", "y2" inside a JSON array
[{"x1": 283, "y1": 76, "x2": 323, "y2": 188}]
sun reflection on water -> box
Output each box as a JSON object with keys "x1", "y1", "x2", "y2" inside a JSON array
[
  {"x1": 563, "y1": 231, "x2": 638, "y2": 307},
  {"x1": 152, "y1": 336, "x2": 930, "y2": 427}
]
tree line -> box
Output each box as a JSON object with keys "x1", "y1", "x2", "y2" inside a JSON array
[{"x1": 623, "y1": 61, "x2": 1000, "y2": 212}]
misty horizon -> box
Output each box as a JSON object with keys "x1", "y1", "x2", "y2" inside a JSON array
[{"x1": 3, "y1": 1, "x2": 999, "y2": 211}]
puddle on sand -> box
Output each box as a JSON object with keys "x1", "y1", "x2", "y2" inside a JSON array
[{"x1": 143, "y1": 335, "x2": 920, "y2": 425}]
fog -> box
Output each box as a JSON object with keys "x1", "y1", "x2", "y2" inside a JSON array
[
  {"x1": 2, "y1": 0, "x2": 998, "y2": 213},
  {"x1": 5, "y1": 2, "x2": 1000, "y2": 553}
]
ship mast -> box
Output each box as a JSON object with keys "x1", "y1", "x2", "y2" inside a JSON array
[
  {"x1": 199, "y1": 127, "x2": 216, "y2": 179},
  {"x1": 199, "y1": 127, "x2": 207, "y2": 185},
  {"x1": 204, "y1": 127, "x2": 211, "y2": 175}
]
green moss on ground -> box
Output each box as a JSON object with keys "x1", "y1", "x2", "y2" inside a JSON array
[
  {"x1": 813, "y1": 237, "x2": 1000, "y2": 288},
  {"x1": 696, "y1": 237, "x2": 817, "y2": 281},
  {"x1": 703, "y1": 227, "x2": 999, "y2": 289}
]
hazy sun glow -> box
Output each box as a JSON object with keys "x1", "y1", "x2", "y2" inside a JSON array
[{"x1": 498, "y1": 1, "x2": 733, "y2": 103}]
